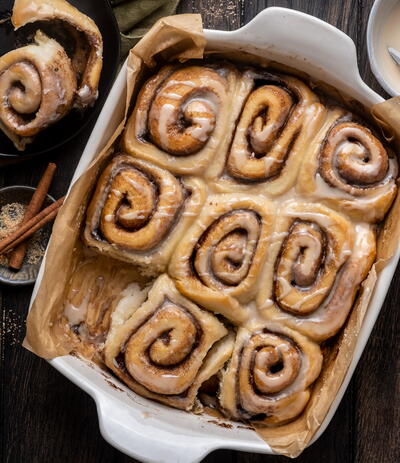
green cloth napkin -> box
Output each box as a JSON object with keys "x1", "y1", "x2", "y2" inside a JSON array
[{"x1": 111, "y1": 0, "x2": 180, "y2": 57}]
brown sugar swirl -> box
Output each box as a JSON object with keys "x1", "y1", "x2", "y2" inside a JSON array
[
  {"x1": 12, "y1": 0, "x2": 103, "y2": 109},
  {"x1": 146, "y1": 68, "x2": 219, "y2": 156},
  {"x1": 257, "y1": 201, "x2": 377, "y2": 342},
  {"x1": 0, "y1": 31, "x2": 76, "y2": 150},
  {"x1": 104, "y1": 275, "x2": 234, "y2": 411},
  {"x1": 320, "y1": 121, "x2": 390, "y2": 190},
  {"x1": 123, "y1": 63, "x2": 243, "y2": 175},
  {"x1": 84, "y1": 154, "x2": 206, "y2": 274},
  {"x1": 169, "y1": 194, "x2": 275, "y2": 324},
  {"x1": 213, "y1": 73, "x2": 325, "y2": 196},
  {"x1": 219, "y1": 323, "x2": 322, "y2": 425},
  {"x1": 298, "y1": 108, "x2": 398, "y2": 222}
]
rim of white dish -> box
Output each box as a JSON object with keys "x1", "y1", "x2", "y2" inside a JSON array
[{"x1": 367, "y1": 0, "x2": 399, "y2": 97}]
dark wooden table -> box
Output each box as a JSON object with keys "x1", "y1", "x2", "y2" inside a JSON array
[{"x1": 1, "y1": 1, "x2": 399, "y2": 462}]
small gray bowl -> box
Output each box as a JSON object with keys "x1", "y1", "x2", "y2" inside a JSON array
[{"x1": 0, "y1": 186, "x2": 55, "y2": 286}]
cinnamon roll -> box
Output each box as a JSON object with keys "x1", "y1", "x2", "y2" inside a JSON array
[
  {"x1": 123, "y1": 63, "x2": 242, "y2": 175},
  {"x1": 0, "y1": 31, "x2": 76, "y2": 150},
  {"x1": 213, "y1": 72, "x2": 325, "y2": 196},
  {"x1": 219, "y1": 321, "x2": 322, "y2": 426},
  {"x1": 257, "y1": 201, "x2": 376, "y2": 342},
  {"x1": 12, "y1": 0, "x2": 103, "y2": 108},
  {"x1": 169, "y1": 194, "x2": 275, "y2": 324},
  {"x1": 297, "y1": 108, "x2": 398, "y2": 222},
  {"x1": 84, "y1": 155, "x2": 206, "y2": 275},
  {"x1": 104, "y1": 274, "x2": 235, "y2": 412}
]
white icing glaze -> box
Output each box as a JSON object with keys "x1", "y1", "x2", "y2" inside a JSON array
[
  {"x1": 161, "y1": 92, "x2": 183, "y2": 100},
  {"x1": 314, "y1": 173, "x2": 355, "y2": 200},
  {"x1": 187, "y1": 115, "x2": 215, "y2": 142},
  {"x1": 110, "y1": 189, "x2": 123, "y2": 198},
  {"x1": 275, "y1": 276, "x2": 293, "y2": 299},
  {"x1": 284, "y1": 208, "x2": 334, "y2": 229},
  {"x1": 164, "y1": 79, "x2": 197, "y2": 89},
  {"x1": 376, "y1": 1, "x2": 400, "y2": 93},
  {"x1": 290, "y1": 286, "x2": 329, "y2": 310},
  {"x1": 157, "y1": 102, "x2": 176, "y2": 150},
  {"x1": 64, "y1": 291, "x2": 89, "y2": 326},
  {"x1": 352, "y1": 223, "x2": 375, "y2": 260},
  {"x1": 77, "y1": 84, "x2": 91, "y2": 99},
  {"x1": 110, "y1": 283, "x2": 150, "y2": 329},
  {"x1": 134, "y1": 108, "x2": 147, "y2": 137}
]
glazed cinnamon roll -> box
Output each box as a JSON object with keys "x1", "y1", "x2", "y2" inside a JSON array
[
  {"x1": 213, "y1": 72, "x2": 325, "y2": 196},
  {"x1": 0, "y1": 31, "x2": 76, "y2": 150},
  {"x1": 123, "y1": 63, "x2": 242, "y2": 175},
  {"x1": 297, "y1": 108, "x2": 398, "y2": 222},
  {"x1": 12, "y1": 0, "x2": 103, "y2": 108},
  {"x1": 257, "y1": 201, "x2": 376, "y2": 342},
  {"x1": 219, "y1": 322, "x2": 322, "y2": 426},
  {"x1": 104, "y1": 275, "x2": 235, "y2": 412},
  {"x1": 84, "y1": 155, "x2": 206, "y2": 275},
  {"x1": 169, "y1": 194, "x2": 275, "y2": 324}
]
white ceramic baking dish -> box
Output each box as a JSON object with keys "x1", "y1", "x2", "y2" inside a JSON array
[{"x1": 29, "y1": 7, "x2": 400, "y2": 462}]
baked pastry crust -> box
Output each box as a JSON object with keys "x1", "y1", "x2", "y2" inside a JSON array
[
  {"x1": 169, "y1": 193, "x2": 275, "y2": 324},
  {"x1": 0, "y1": 30, "x2": 76, "y2": 150},
  {"x1": 256, "y1": 201, "x2": 377, "y2": 341},
  {"x1": 212, "y1": 71, "x2": 326, "y2": 196},
  {"x1": 123, "y1": 63, "x2": 244, "y2": 175},
  {"x1": 12, "y1": 0, "x2": 103, "y2": 108},
  {"x1": 297, "y1": 108, "x2": 398, "y2": 223},
  {"x1": 84, "y1": 154, "x2": 207, "y2": 274},
  {"x1": 104, "y1": 274, "x2": 234, "y2": 412},
  {"x1": 219, "y1": 321, "x2": 322, "y2": 426}
]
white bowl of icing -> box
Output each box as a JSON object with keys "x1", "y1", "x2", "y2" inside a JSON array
[{"x1": 367, "y1": 0, "x2": 400, "y2": 96}]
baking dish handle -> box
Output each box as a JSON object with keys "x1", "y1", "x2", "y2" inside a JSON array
[
  {"x1": 96, "y1": 393, "x2": 213, "y2": 463},
  {"x1": 205, "y1": 7, "x2": 365, "y2": 91}
]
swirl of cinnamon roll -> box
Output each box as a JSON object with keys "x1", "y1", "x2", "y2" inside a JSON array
[
  {"x1": 214, "y1": 72, "x2": 325, "y2": 196},
  {"x1": 169, "y1": 193, "x2": 275, "y2": 324},
  {"x1": 12, "y1": 0, "x2": 103, "y2": 109},
  {"x1": 123, "y1": 63, "x2": 242, "y2": 175},
  {"x1": 84, "y1": 154, "x2": 206, "y2": 275},
  {"x1": 104, "y1": 275, "x2": 235, "y2": 411},
  {"x1": 297, "y1": 108, "x2": 398, "y2": 222},
  {"x1": 0, "y1": 31, "x2": 76, "y2": 150},
  {"x1": 219, "y1": 322, "x2": 322, "y2": 425},
  {"x1": 257, "y1": 201, "x2": 376, "y2": 342}
]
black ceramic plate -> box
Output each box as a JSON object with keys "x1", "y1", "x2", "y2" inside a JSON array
[{"x1": 0, "y1": 0, "x2": 120, "y2": 165}]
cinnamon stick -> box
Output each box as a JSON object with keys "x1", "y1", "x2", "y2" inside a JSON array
[
  {"x1": 1, "y1": 207, "x2": 61, "y2": 255},
  {"x1": 9, "y1": 163, "x2": 57, "y2": 270},
  {"x1": 0, "y1": 196, "x2": 64, "y2": 255}
]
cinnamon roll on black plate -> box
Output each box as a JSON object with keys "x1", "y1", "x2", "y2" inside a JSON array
[{"x1": 0, "y1": 0, "x2": 120, "y2": 164}]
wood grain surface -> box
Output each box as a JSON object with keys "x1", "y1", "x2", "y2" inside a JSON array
[{"x1": 1, "y1": 1, "x2": 399, "y2": 462}]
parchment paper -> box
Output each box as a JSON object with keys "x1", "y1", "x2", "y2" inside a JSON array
[{"x1": 24, "y1": 15, "x2": 400, "y2": 458}]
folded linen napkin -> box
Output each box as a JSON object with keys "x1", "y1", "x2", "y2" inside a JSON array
[{"x1": 111, "y1": 0, "x2": 180, "y2": 56}]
